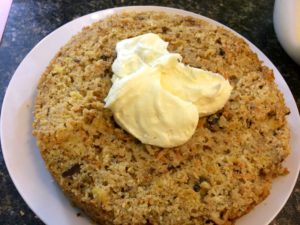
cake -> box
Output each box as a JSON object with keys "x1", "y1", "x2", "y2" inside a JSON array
[{"x1": 32, "y1": 11, "x2": 290, "y2": 225}]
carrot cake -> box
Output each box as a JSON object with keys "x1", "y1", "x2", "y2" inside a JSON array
[{"x1": 33, "y1": 11, "x2": 290, "y2": 225}]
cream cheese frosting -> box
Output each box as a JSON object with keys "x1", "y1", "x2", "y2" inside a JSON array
[{"x1": 104, "y1": 33, "x2": 232, "y2": 148}]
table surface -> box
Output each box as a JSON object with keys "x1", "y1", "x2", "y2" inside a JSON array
[{"x1": 0, "y1": 0, "x2": 299, "y2": 224}]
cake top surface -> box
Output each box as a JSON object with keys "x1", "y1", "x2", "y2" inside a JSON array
[{"x1": 33, "y1": 11, "x2": 290, "y2": 225}]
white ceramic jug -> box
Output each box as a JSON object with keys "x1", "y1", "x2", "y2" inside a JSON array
[{"x1": 274, "y1": 0, "x2": 300, "y2": 64}]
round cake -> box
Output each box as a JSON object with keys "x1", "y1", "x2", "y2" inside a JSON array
[{"x1": 33, "y1": 11, "x2": 290, "y2": 225}]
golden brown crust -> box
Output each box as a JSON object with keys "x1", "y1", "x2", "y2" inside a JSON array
[{"x1": 33, "y1": 11, "x2": 290, "y2": 225}]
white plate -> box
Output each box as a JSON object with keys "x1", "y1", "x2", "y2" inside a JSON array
[{"x1": 1, "y1": 6, "x2": 300, "y2": 225}]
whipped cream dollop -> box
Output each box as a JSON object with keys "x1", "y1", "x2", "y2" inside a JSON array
[{"x1": 104, "y1": 33, "x2": 232, "y2": 148}]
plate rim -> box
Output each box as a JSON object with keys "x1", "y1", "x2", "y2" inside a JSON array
[{"x1": 1, "y1": 5, "x2": 300, "y2": 225}]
